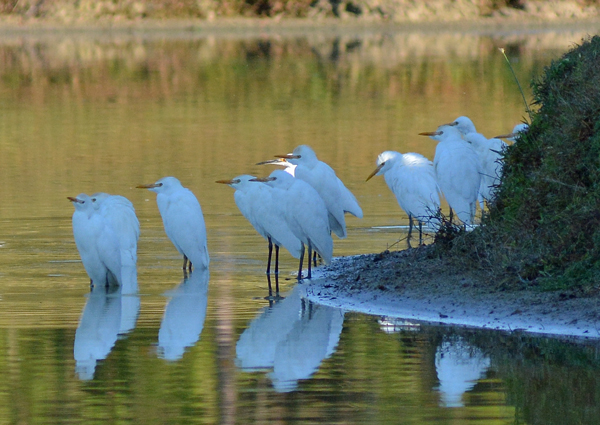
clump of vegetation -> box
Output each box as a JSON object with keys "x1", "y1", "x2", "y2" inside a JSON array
[{"x1": 445, "y1": 35, "x2": 600, "y2": 293}]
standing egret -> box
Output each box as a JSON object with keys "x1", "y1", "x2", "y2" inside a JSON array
[
  {"x1": 251, "y1": 170, "x2": 332, "y2": 280},
  {"x1": 216, "y1": 175, "x2": 302, "y2": 275},
  {"x1": 462, "y1": 133, "x2": 507, "y2": 206},
  {"x1": 366, "y1": 151, "x2": 441, "y2": 246},
  {"x1": 91, "y1": 192, "x2": 140, "y2": 293},
  {"x1": 69, "y1": 193, "x2": 110, "y2": 287},
  {"x1": 419, "y1": 125, "x2": 482, "y2": 226},
  {"x1": 495, "y1": 123, "x2": 529, "y2": 143},
  {"x1": 270, "y1": 145, "x2": 363, "y2": 239},
  {"x1": 137, "y1": 177, "x2": 209, "y2": 271},
  {"x1": 69, "y1": 192, "x2": 139, "y2": 290}
]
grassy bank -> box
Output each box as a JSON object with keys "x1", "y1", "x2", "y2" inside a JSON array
[{"x1": 444, "y1": 35, "x2": 600, "y2": 292}]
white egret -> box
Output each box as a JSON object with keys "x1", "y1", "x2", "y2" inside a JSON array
[
  {"x1": 69, "y1": 193, "x2": 109, "y2": 287},
  {"x1": 445, "y1": 116, "x2": 477, "y2": 135},
  {"x1": 137, "y1": 176, "x2": 209, "y2": 271},
  {"x1": 419, "y1": 125, "x2": 482, "y2": 225},
  {"x1": 216, "y1": 175, "x2": 302, "y2": 275},
  {"x1": 91, "y1": 192, "x2": 140, "y2": 293},
  {"x1": 272, "y1": 145, "x2": 363, "y2": 239},
  {"x1": 69, "y1": 192, "x2": 139, "y2": 290},
  {"x1": 251, "y1": 170, "x2": 332, "y2": 280},
  {"x1": 366, "y1": 151, "x2": 441, "y2": 246},
  {"x1": 495, "y1": 123, "x2": 529, "y2": 143},
  {"x1": 462, "y1": 132, "x2": 507, "y2": 206}
]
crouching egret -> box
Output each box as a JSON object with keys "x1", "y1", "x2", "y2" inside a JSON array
[
  {"x1": 216, "y1": 175, "x2": 302, "y2": 275},
  {"x1": 251, "y1": 170, "x2": 332, "y2": 280},
  {"x1": 270, "y1": 145, "x2": 363, "y2": 239},
  {"x1": 68, "y1": 192, "x2": 139, "y2": 290},
  {"x1": 367, "y1": 151, "x2": 440, "y2": 246},
  {"x1": 137, "y1": 176, "x2": 209, "y2": 271},
  {"x1": 419, "y1": 125, "x2": 482, "y2": 226}
]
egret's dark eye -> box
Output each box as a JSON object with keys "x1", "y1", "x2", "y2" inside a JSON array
[{"x1": 158, "y1": 183, "x2": 163, "y2": 187}]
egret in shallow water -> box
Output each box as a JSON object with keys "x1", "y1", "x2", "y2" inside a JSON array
[
  {"x1": 270, "y1": 145, "x2": 363, "y2": 239},
  {"x1": 137, "y1": 176, "x2": 209, "y2": 271},
  {"x1": 420, "y1": 125, "x2": 481, "y2": 226},
  {"x1": 251, "y1": 170, "x2": 332, "y2": 280},
  {"x1": 495, "y1": 123, "x2": 529, "y2": 143},
  {"x1": 69, "y1": 193, "x2": 111, "y2": 287},
  {"x1": 69, "y1": 192, "x2": 139, "y2": 290},
  {"x1": 366, "y1": 151, "x2": 441, "y2": 246},
  {"x1": 216, "y1": 175, "x2": 302, "y2": 275},
  {"x1": 91, "y1": 192, "x2": 140, "y2": 292}
]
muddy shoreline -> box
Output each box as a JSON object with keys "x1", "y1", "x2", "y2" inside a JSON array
[{"x1": 303, "y1": 247, "x2": 600, "y2": 340}]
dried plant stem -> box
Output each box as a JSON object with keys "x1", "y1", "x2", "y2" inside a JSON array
[{"x1": 499, "y1": 47, "x2": 533, "y2": 119}]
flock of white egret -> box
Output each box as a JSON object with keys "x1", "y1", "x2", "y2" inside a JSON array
[{"x1": 69, "y1": 118, "x2": 528, "y2": 289}]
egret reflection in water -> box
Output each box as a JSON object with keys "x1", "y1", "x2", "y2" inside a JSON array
[
  {"x1": 236, "y1": 285, "x2": 345, "y2": 392},
  {"x1": 435, "y1": 336, "x2": 491, "y2": 407},
  {"x1": 157, "y1": 268, "x2": 209, "y2": 361},
  {"x1": 73, "y1": 285, "x2": 141, "y2": 380}
]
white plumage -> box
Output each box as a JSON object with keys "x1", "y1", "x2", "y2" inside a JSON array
[
  {"x1": 69, "y1": 192, "x2": 139, "y2": 291},
  {"x1": 274, "y1": 145, "x2": 363, "y2": 239},
  {"x1": 252, "y1": 170, "x2": 333, "y2": 280},
  {"x1": 420, "y1": 125, "x2": 482, "y2": 225},
  {"x1": 138, "y1": 176, "x2": 209, "y2": 271},
  {"x1": 217, "y1": 175, "x2": 302, "y2": 274},
  {"x1": 367, "y1": 150, "x2": 441, "y2": 244},
  {"x1": 462, "y1": 133, "x2": 507, "y2": 204}
]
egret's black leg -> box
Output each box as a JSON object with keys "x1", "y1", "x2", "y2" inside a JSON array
[
  {"x1": 274, "y1": 272, "x2": 280, "y2": 295},
  {"x1": 297, "y1": 243, "x2": 305, "y2": 280},
  {"x1": 419, "y1": 221, "x2": 423, "y2": 245},
  {"x1": 407, "y1": 214, "x2": 413, "y2": 249},
  {"x1": 266, "y1": 237, "x2": 273, "y2": 275},
  {"x1": 188, "y1": 260, "x2": 192, "y2": 273},
  {"x1": 307, "y1": 240, "x2": 313, "y2": 279},
  {"x1": 275, "y1": 244, "x2": 280, "y2": 275},
  {"x1": 313, "y1": 251, "x2": 317, "y2": 267}
]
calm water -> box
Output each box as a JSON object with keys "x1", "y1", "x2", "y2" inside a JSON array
[{"x1": 1, "y1": 25, "x2": 600, "y2": 424}]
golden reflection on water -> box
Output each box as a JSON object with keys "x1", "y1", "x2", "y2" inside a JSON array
[
  {"x1": 0, "y1": 28, "x2": 585, "y2": 320},
  {"x1": 0, "y1": 28, "x2": 593, "y2": 424}
]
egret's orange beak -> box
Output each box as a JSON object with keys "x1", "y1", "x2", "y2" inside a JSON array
[
  {"x1": 67, "y1": 196, "x2": 82, "y2": 203},
  {"x1": 419, "y1": 131, "x2": 442, "y2": 136},
  {"x1": 136, "y1": 183, "x2": 160, "y2": 189},
  {"x1": 494, "y1": 132, "x2": 517, "y2": 139},
  {"x1": 366, "y1": 163, "x2": 385, "y2": 182},
  {"x1": 257, "y1": 158, "x2": 288, "y2": 165},
  {"x1": 215, "y1": 179, "x2": 240, "y2": 185}
]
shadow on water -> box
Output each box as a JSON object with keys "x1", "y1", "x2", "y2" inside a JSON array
[
  {"x1": 73, "y1": 284, "x2": 141, "y2": 380},
  {"x1": 157, "y1": 268, "x2": 210, "y2": 361}
]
